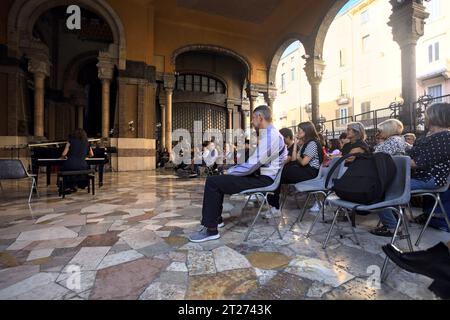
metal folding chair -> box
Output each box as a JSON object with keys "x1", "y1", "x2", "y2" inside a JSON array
[
  {"x1": 0, "y1": 159, "x2": 39, "y2": 203},
  {"x1": 235, "y1": 164, "x2": 285, "y2": 242},
  {"x1": 325, "y1": 156, "x2": 413, "y2": 282},
  {"x1": 285, "y1": 157, "x2": 345, "y2": 236},
  {"x1": 410, "y1": 174, "x2": 450, "y2": 247}
]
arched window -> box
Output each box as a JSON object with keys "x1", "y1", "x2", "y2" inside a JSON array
[{"x1": 175, "y1": 74, "x2": 226, "y2": 94}]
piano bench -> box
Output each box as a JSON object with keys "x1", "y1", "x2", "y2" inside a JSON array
[{"x1": 57, "y1": 170, "x2": 96, "y2": 199}]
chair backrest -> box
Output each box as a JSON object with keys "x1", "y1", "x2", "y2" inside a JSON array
[
  {"x1": 317, "y1": 157, "x2": 340, "y2": 180},
  {"x1": 0, "y1": 159, "x2": 29, "y2": 180},
  {"x1": 324, "y1": 157, "x2": 347, "y2": 189},
  {"x1": 384, "y1": 156, "x2": 411, "y2": 204}
]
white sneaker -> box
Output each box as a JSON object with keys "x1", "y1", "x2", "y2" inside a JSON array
[
  {"x1": 262, "y1": 207, "x2": 281, "y2": 219},
  {"x1": 310, "y1": 201, "x2": 321, "y2": 212},
  {"x1": 218, "y1": 222, "x2": 225, "y2": 228}
]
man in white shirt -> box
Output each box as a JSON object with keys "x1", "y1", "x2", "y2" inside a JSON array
[{"x1": 189, "y1": 105, "x2": 287, "y2": 243}]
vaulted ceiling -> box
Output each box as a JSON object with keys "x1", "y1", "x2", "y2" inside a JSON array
[{"x1": 176, "y1": 0, "x2": 282, "y2": 24}]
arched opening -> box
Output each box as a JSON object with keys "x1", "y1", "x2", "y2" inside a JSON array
[
  {"x1": 317, "y1": 0, "x2": 404, "y2": 141},
  {"x1": 270, "y1": 40, "x2": 310, "y2": 130},
  {"x1": 7, "y1": 0, "x2": 126, "y2": 140},
  {"x1": 30, "y1": 6, "x2": 118, "y2": 140},
  {"x1": 167, "y1": 49, "x2": 249, "y2": 141}
]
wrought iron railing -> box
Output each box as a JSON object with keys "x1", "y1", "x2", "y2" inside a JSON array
[{"x1": 282, "y1": 94, "x2": 449, "y2": 145}]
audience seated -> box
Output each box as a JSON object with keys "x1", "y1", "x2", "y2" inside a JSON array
[
  {"x1": 265, "y1": 121, "x2": 323, "y2": 218},
  {"x1": 374, "y1": 103, "x2": 450, "y2": 237}
]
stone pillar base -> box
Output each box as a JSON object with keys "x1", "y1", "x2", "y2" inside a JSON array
[{"x1": 110, "y1": 138, "x2": 156, "y2": 171}]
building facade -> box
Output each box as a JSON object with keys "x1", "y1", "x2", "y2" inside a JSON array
[{"x1": 274, "y1": 0, "x2": 448, "y2": 133}]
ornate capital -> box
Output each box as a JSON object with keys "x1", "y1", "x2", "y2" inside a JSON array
[
  {"x1": 97, "y1": 51, "x2": 115, "y2": 80},
  {"x1": 241, "y1": 98, "x2": 251, "y2": 112},
  {"x1": 163, "y1": 73, "x2": 176, "y2": 90},
  {"x1": 304, "y1": 57, "x2": 326, "y2": 85},
  {"x1": 388, "y1": 0, "x2": 429, "y2": 47},
  {"x1": 28, "y1": 56, "x2": 50, "y2": 77},
  {"x1": 265, "y1": 86, "x2": 277, "y2": 101}
]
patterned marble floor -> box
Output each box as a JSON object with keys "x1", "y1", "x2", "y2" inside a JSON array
[{"x1": 0, "y1": 170, "x2": 448, "y2": 300}]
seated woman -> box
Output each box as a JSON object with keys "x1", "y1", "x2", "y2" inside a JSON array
[
  {"x1": 370, "y1": 119, "x2": 408, "y2": 236},
  {"x1": 265, "y1": 121, "x2": 323, "y2": 218},
  {"x1": 279, "y1": 128, "x2": 296, "y2": 163},
  {"x1": 374, "y1": 119, "x2": 408, "y2": 156},
  {"x1": 341, "y1": 122, "x2": 370, "y2": 159},
  {"x1": 374, "y1": 103, "x2": 450, "y2": 237},
  {"x1": 60, "y1": 128, "x2": 94, "y2": 194}
]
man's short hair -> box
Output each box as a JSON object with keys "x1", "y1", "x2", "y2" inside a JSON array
[
  {"x1": 279, "y1": 128, "x2": 293, "y2": 140},
  {"x1": 253, "y1": 105, "x2": 272, "y2": 121}
]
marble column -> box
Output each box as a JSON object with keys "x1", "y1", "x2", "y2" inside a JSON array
[
  {"x1": 160, "y1": 102, "x2": 166, "y2": 151},
  {"x1": 227, "y1": 108, "x2": 233, "y2": 130},
  {"x1": 388, "y1": 0, "x2": 428, "y2": 129},
  {"x1": 304, "y1": 57, "x2": 325, "y2": 126},
  {"x1": 163, "y1": 74, "x2": 176, "y2": 155},
  {"x1": 28, "y1": 56, "x2": 50, "y2": 138},
  {"x1": 97, "y1": 51, "x2": 115, "y2": 138},
  {"x1": 165, "y1": 88, "x2": 173, "y2": 154},
  {"x1": 264, "y1": 87, "x2": 277, "y2": 116}
]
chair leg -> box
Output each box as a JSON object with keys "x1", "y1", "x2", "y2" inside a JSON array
[
  {"x1": 280, "y1": 189, "x2": 289, "y2": 211},
  {"x1": 322, "y1": 207, "x2": 341, "y2": 249},
  {"x1": 238, "y1": 194, "x2": 253, "y2": 225},
  {"x1": 290, "y1": 193, "x2": 311, "y2": 231},
  {"x1": 381, "y1": 207, "x2": 404, "y2": 282},
  {"x1": 344, "y1": 210, "x2": 360, "y2": 246},
  {"x1": 407, "y1": 202, "x2": 415, "y2": 222},
  {"x1": 244, "y1": 193, "x2": 266, "y2": 242},
  {"x1": 399, "y1": 207, "x2": 414, "y2": 252},
  {"x1": 415, "y1": 195, "x2": 439, "y2": 247},
  {"x1": 437, "y1": 196, "x2": 450, "y2": 233},
  {"x1": 34, "y1": 178, "x2": 40, "y2": 199},
  {"x1": 28, "y1": 178, "x2": 34, "y2": 203},
  {"x1": 306, "y1": 197, "x2": 324, "y2": 238}
]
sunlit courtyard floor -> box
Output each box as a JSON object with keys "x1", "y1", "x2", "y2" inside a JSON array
[{"x1": 0, "y1": 170, "x2": 448, "y2": 300}]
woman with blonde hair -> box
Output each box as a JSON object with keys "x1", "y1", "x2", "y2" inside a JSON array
[{"x1": 374, "y1": 119, "x2": 408, "y2": 155}]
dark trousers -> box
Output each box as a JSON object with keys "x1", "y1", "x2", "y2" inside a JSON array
[
  {"x1": 267, "y1": 163, "x2": 319, "y2": 209},
  {"x1": 201, "y1": 174, "x2": 273, "y2": 228}
]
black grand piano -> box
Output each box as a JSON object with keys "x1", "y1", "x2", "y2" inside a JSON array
[{"x1": 29, "y1": 139, "x2": 114, "y2": 187}]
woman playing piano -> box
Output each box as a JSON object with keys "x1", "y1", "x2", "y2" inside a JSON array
[{"x1": 59, "y1": 128, "x2": 94, "y2": 194}]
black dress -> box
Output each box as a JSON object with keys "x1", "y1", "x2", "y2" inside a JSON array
[
  {"x1": 341, "y1": 139, "x2": 370, "y2": 156},
  {"x1": 61, "y1": 138, "x2": 91, "y2": 189}
]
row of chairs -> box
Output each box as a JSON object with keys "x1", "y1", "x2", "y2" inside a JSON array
[{"x1": 234, "y1": 156, "x2": 450, "y2": 282}]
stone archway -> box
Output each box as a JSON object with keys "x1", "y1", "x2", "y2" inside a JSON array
[
  {"x1": 8, "y1": 0, "x2": 127, "y2": 69},
  {"x1": 267, "y1": 35, "x2": 305, "y2": 87},
  {"x1": 171, "y1": 44, "x2": 252, "y2": 80},
  {"x1": 310, "y1": 0, "x2": 349, "y2": 58}
]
